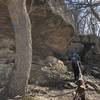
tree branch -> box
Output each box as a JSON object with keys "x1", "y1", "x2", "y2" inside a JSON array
[{"x1": 90, "y1": 6, "x2": 100, "y2": 22}]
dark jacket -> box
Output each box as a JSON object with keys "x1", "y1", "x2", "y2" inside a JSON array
[{"x1": 68, "y1": 52, "x2": 80, "y2": 62}]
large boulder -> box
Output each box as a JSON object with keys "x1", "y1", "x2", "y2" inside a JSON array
[
  {"x1": 30, "y1": 0, "x2": 74, "y2": 58},
  {"x1": 0, "y1": 0, "x2": 74, "y2": 59},
  {"x1": 30, "y1": 56, "x2": 68, "y2": 86}
]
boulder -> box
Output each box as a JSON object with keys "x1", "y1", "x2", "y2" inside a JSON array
[
  {"x1": 30, "y1": 56, "x2": 68, "y2": 86},
  {"x1": 0, "y1": 63, "x2": 14, "y2": 87}
]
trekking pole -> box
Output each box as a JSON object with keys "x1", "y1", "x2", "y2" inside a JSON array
[{"x1": 77, "y1": 60, "x2": 83, "y2": 79}]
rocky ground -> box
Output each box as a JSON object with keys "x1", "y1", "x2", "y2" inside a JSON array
[
  {"x1": 0, "y1": 38, "x2": 100, "y2": 100},
  {"x1": 0, "y1": 51, "x2": 100, "y2": 100},
  {"x1": 3, "y1": 76, "x2": 100, "y2": 100}
]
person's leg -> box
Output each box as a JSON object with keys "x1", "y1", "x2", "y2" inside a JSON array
[
  {"x1": 72, "y1": 62, "x2": 77, "y2": 81},
  {"x1": 80, "y1": 92, "x2": 86, "y2": 100},
  {"x1": 75, "y1": 62, "x2": 80, "y2": 79},
  {"x1": 72, "y1": 62, "x2": 80, "y2": 81}
]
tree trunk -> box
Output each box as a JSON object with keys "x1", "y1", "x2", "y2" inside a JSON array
[{"x1": 7, "y1": 0, "x2": 32, "y2": 97}]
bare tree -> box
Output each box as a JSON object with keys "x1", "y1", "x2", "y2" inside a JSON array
[
  {"x1": 65, "y1": 0, "x2": 100, "y2": 35},
  {"x1": 7, "y1": 0, "x2": 32, "y2": 97}
]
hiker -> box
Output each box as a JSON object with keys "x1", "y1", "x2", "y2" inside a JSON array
[{"x1": 68, "y1": 51, "x2": 81, "y2": 81}]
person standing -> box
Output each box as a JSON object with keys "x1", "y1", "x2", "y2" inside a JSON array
[{"x1": 68, "y1": 51, "x2": 81, "y2": 81}]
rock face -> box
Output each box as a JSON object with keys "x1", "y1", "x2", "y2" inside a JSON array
[
  {"x1": 30, "y1": 0, "x2": 74, "y2": 58},
  {"x1": 0, "y1": 0, "x2": 74, "y2": 87},
  {"x1": 0, "y1": 0, "x2": 75, "y2": 90},
  {"x1": 0, "y1": 0, "x2": 74, "y2": 58},
  {"x1": 28, "y1": 0, "x2": 74, "y2": 85}
]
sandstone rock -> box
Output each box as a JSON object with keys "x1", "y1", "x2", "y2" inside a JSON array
[
  {"x1": 0, "y1": 0, "x2": 74, "y2": 60},
  {"x1": 0, "y1": 63, "x2": 14, "y2": 87}
]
